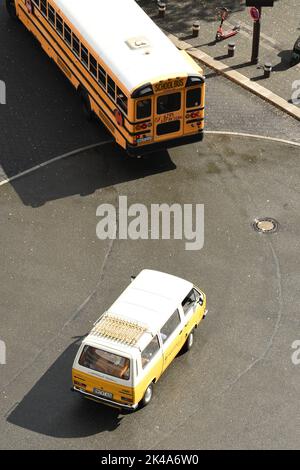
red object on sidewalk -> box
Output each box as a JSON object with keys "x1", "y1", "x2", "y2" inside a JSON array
[
  {"x1": 215, "y1": 8, "x2": 240, "y2": 42},
  {"x1": 249, "y1": 7, "x2": 260, "y2": 22}
]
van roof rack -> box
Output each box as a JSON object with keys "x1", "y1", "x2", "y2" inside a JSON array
[{"x1": 90, "y1": 313, "x2": 147, "y2": 347}]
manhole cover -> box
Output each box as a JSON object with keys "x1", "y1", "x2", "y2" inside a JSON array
[{"x1": 253, "y1": 217, "x2": 279, "y2": 234}]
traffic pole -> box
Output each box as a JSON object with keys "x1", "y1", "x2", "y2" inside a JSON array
[{"x1": 251, "y1": 6, "x2": 262, "y2": 64}]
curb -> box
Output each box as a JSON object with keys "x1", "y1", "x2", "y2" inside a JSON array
[{"x1": 166, "y1": 32, "x2": 300, "y2": 122}]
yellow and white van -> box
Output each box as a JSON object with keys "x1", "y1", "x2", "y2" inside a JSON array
[{"x1": 71, "y1": 269, "x2": 207, "y2": 410}]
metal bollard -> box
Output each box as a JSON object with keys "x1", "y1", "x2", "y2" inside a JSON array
[
  {"x1": 228, "y1": 42, "x2": 236, "y2": 58},
  {"x1": 158, "y1": 2, "x2": 166, "y2": 18},
  {"x1": 264, "y1": 62, "x2": 272, "y2": 78},
  {"x1": 192, "y1": 22, "x2": 200, "y2": 38}
]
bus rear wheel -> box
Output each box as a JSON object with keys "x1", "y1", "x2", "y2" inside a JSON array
[
  {"x1": 6, "y1": 0, "x2": 17, "y2": 19},
  {"x1": 78, "y1": 87, "x2": 93, "y2": 121}
]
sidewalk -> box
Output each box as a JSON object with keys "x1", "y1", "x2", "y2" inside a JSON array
[{"x1": 138, "y1": 0, "x2": 300, "y2": 119}]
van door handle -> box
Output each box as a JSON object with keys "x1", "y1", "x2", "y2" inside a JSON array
[{"x1": 179, "y1": 330, "x2": 183, "y2": 335}]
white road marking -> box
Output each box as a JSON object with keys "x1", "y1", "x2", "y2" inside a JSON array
[
  {"x1": 205, "y1": 131, "x2": 300, "y2": 147},
  {"x1": 0, "y1": 139, "x2": 113, "y2": 187}
]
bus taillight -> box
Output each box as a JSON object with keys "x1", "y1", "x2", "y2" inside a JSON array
[{"x1": 135, "y1": 123, "x2": 148, "y2": 131}]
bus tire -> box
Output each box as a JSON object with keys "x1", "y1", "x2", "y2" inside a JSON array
[
  {"x1": 6, "y1": 0, "x2": 17, "y2": 19},
  {"x1": 78, "y1": 87, "x2": 93, "y2": 121},
  {"x1": 182, "y1": 330, "x2": 194, "y2": 353},
  {"x1": 140, "y1": 383, "x2": 154, "y2": 408}
]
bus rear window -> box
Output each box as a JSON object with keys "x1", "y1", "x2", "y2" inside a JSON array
[
  {"x1": 157, "y1": 92, "x2": 181, "y2": 115},
  {"x1": 186, "y1": 88, "x2": 201, "y2": 108},
  {"x1": 136, "y1": 99, "x2": 152, "y2": 119},
  {"x1": 79, "y1": 345, "x2": 130, "y2": 380}
]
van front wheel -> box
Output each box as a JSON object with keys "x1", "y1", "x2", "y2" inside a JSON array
[
  {"x1": 182, "y1": 330, "x2": 194, "y2": 353},
  {"x1": 141, "y1": 383, "x2": 154, "y2": 408}
]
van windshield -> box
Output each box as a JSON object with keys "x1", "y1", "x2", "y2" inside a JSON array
[{"x1": 79, "y1": 345, "x2": 130, "y2": 380}]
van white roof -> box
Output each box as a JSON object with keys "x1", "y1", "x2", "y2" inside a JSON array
[
  {"x1": 86, "y1": 270, "x2": 193, "y2": 351},
  {"x1": 53, "y1": 0, "x2": 201, "y2": 92}
]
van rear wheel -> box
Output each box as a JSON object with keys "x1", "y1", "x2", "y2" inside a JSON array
[{"x1": 140, "y1": 383, "x2": 154, "y2": 408}]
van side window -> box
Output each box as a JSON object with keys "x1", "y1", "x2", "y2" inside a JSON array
[
  {"x1": 160, "y1": 309, "x2": 181, "y2": 343},
  {"x1": 141, "y1": 336, "x2": 160, "y2": 369},
  {"x1": 182, "y1": 289, "x2": 200, "y2": 315}
]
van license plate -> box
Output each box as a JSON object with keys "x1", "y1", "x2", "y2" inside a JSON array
[{"x1": 93, "y1": 388, "x2": 113, "y2": 399}]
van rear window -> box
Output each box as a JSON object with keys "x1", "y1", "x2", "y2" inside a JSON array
[{"x1": 79, "y1": 346, "x2": 130, "y2": 380}]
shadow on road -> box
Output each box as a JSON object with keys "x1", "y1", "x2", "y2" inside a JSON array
[
  {"x1": 272, "y1": 50, "x2": 294, "y2": 72},
  {"x1": 9, "y1": 146, "x2": 176, "y2": 207},
  {"x1": 7, "y1": 339, "x2": 124, "y2": 438},
  {"x1": 0, "y1": 16, "x2": 110, "y2": 177}
]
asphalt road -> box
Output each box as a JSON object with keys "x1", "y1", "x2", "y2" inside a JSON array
[
  {"x1": 1, "y1": 4, "x2": 300, "y2": 450},
  {"x1": 1, "y1": 134, "x2": 300, "y2": 450}
]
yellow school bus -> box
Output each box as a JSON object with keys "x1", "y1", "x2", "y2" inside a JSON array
[
  {"x1": 71, "y1": 270, "x2": 208, "y2": 410},
  {"x1": 6, "y1": 0, "x2": 205, "y2": 156}
]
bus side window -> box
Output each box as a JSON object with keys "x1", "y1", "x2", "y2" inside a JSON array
[
  {"x1": 73, "y1": 34, "x2": 80, "y2": 57},
  {"x1": 40, "y1": 0, "x2": 47, "y2": 16},
  {"x1": 98, "y1": 64, "x2": 106, "y2": 89},
  {"x1": 81, "y1": 44, "x2": 89, "y2": 67},
  {"x1": 136, "y1": 99, "x2": 151, "y2": 119},
  {"x1": 64, "y1": 24, "x2": 72, "y2": 47},
  {"x1": 107, "y1": 76, "x2": 116, "y2": 101},
  {"x1": 56, "y1": 14, "x2": 63, "y2": 37},
  {"x1": 117, "y1": 87, "x2": 128, "y2": 114},
  {"x1": 90, "y1": 54, "x2": 97, "y2": 79},
  {"x1": 141, "y1": 335, "x2": 160, "y2": 369},
  {"x1": 48, "y1": 4, "x2": 55, "y2": 26}
]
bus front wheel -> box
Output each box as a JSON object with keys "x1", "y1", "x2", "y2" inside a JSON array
[
  {"x1": 6, "y1": 0, "x2": 17, "y2": 19},
  {"x1": 78, "y1": 87, "x2": 93, "y2": 121}
]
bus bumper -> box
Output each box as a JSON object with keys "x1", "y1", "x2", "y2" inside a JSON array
[{"x1": 126, "y1": 130, "x2": 204, "y2": 156}]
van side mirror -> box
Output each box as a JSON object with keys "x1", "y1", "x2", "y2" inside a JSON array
[{"x1": 131, "y1": 275, "x2": 136, "y2": 282}]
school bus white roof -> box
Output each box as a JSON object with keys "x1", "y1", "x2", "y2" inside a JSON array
[{"x1": 53, "y1": 0, "x2": 201, "y2": 92}]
